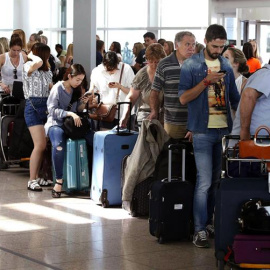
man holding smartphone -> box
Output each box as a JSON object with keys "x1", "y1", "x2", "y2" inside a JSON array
[{"x1": 178, "y1": 24, "x2": 240, "y2": 248}]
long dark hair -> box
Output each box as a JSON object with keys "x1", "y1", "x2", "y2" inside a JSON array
[
  {"x1": 64, "y1": 63, "x2": 86, "y2": 102},
  {"x1": 242, "y1": 42, "x2": 254, "y2": 60},
  {"x1": 31, "y1": 43, "x2": 50, "y2": 71}
]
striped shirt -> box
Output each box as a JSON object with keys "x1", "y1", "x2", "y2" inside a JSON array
[{"x1": 152, "y1": 51, "x2": 188, "y2": 126}]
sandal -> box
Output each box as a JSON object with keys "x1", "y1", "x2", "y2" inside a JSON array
[
  {"x1": 37, "y1": 178, "x2": 52, "y2": 187},
  {"x1": 28, "y1": 180, "x2": 43, "y2": 192},
  {"x1": 52, "y1": 180, "x2": 64, "y2": 198}
]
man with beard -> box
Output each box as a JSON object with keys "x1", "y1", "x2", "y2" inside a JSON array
[{"x1": 178, "y1": 24, "x2": 240, "y2": 248}]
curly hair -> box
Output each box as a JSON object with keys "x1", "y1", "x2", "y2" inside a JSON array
[{"x1": 145, "y1": 43, "x2": 166, "y2": 61}]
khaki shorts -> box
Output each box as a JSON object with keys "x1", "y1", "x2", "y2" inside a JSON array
[{"x1": 164, "y1": 123, "x2": 187, "y2": 139}]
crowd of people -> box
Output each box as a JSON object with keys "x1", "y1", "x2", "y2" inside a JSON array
[{"x1": 0, "y1": 25, "x2": 270, "y2": 250}]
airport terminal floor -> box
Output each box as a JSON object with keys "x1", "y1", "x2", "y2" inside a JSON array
[{"x1": 0, "y1": 165, "x2": 219, "y2": 270}]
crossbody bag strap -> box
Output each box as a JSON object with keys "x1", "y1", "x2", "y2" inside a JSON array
[{"x1": 115, "y1": 63, "x2": 125, "y2": 103}]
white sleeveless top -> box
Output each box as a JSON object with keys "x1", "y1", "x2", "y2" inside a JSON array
[
  {"x1": 1, "y1": 52, "x2": 24, "y2": 86},
  {"x1": 235, "y1": 75, "x2": 244, "y2": 94}
]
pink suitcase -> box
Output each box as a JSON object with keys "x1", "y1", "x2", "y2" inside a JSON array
[{"x1": 233, "y1": 234, "x2": 270, "y2": 264}]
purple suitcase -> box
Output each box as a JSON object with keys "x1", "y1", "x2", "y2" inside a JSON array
[{"x1": 233, "y1": 234, "x2": 270, "y2": 264}]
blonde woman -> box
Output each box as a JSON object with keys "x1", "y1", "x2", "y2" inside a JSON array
[
  {"x1": 249, "y1": 39, "x2": 263, "y2": 64},
  {"x1": 131, "y1": 42, "x2": 144, "y2": 66},
  {"x1": 13, "y1": 29, "x2": 27, "y2": 52},
  {"x1": 64, "y1": 43, "x2": 73, "y2": 67},
  {"x1": 164, "y1": 41, "x2": 174, "y2": 56},
  {"x1": 223, "y1": 47, "x2": 249, "y2": 94},
  {"x1": 120, "y1": 43, "x2": 166, "y2": 127}
]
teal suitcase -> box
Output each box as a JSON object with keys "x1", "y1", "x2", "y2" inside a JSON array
[{"x1": 53, "y1": 138, "x2": 90, "y2": 193}]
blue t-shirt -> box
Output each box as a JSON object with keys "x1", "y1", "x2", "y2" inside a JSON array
[{"x1": 231, "y1": 64, "x2": 270, "y2": 136}]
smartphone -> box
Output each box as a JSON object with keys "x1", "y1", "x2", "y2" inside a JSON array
[
  {"x1": 83, "y1": 92, "x2": 92, "y2": 97},
  {"x1": 218, "y1": 70, "x2": 227, "y2": 74}
]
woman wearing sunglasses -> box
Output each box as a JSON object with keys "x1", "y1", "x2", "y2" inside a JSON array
[{"x1": 0, "y1": 34, "x2": 28, "y2": 94}]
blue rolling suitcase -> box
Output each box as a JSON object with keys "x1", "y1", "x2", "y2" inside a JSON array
[
  {"x1": 53, "y1": 138, "x2": 90, "y2": 193},
  {"x1": 91, "y1": 102, "x2": 138, "y2": 207},
  {"x1": 91, "y1": 128, "x2": 138, "y2": 207}
]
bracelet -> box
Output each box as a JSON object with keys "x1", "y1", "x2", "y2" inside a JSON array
[{"x1": 203, "y1": 78, "x2": 211, "y2": 86}]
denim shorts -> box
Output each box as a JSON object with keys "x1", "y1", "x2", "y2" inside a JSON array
[{"x1": 24, "y1": 97, "x2": 48, "y2": 127}]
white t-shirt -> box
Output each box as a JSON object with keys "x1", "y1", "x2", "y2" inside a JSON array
[{"x1": 89, "y1": 62, "x2": 135, "y2": 118}]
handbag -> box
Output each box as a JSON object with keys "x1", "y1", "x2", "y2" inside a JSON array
[
  {"x1": 239, "y1": 125, "x2": 270, "y2": 171},
  {"x1": 62, "y1": 112, "x2": 90, "y2": 140},
  {"x1": 88, "y1": 64, "x2": 124, "y2": 122},
  {"x1": 238, "y1": 199, "x2": 270, "y2": 234}
]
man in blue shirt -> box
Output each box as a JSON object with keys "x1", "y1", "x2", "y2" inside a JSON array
[{"x1": 178, "y1": 24, "x2": 240, "y2": 248}]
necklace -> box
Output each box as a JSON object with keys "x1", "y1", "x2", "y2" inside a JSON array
[{"x1": 9, "y1": 53, "x2": 20, "y2": 68}]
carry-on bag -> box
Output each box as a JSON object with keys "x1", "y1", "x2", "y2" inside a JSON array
[
  {"x1": 122, "y1": 139, "x2": 196, "y2": 217},
  {"x1": 91, "y1": 102, "x2": 138, "y2": 207},
  {"x1": 53, "y1": 138, "x2": 90, "y2": 193},
  {"x1": 233, "y1": 234, "x2": 270, "y2": 264},
  {"x1": 149, "y1": 144, "x2": 194, "y2": 244}
]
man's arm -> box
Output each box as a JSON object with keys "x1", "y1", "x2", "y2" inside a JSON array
[
  {"x1": 119, "y1": 87, "x2": 141, "y2": 127},
  {"x1": 240, "y1": 87, "x2": 261, "y2": 140},
  {"x1": 148, "y1": 89, "x2": 160, "y2": 120},
  {"x1": 179, "y1": 72, "x2": 226, "y2": 105}
]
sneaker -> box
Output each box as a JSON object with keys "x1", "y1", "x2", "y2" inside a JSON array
[
  {"x1": 37, "y1": 178, "x2": 52, "y2": 187},
  {"x1": 28, "y1": 180, "x2": 42, "y2": 192},
  {"x1": 193, "y1": 230, "x2": 209, "y2": 248},
  {"x1": 206, "y1": 224, "x2": 215, "y2": 238}
]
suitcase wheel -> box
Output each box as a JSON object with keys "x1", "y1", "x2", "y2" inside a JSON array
[
  {"x1": 102, "y1": 199, "x2": 109, "y2": 208},
  {"x1": 100, "y1": 189, "x2": 109, "y2": 208},
  {"x1": 158, "y1": 236, "x2": 164, "y2": 244},
  {"x1": 217, "y1": 259, "x2": 225, "y2": 270}
]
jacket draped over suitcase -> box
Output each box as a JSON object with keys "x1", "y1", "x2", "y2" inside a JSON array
[{"x1": 122, "y1": 119, "x2": 170, "y2": 201}]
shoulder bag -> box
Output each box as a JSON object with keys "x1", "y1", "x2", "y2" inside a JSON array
[
  {"x1": 89, "y1": 64, "x2": 124, "y2": 122},
  {"x1": 62, "y1": 100, "x2": 90, "y2": 140}
]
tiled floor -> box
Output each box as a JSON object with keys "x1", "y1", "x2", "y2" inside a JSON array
[{"x1": 0, "y1": 166, "x2": 218, "y2": 270}]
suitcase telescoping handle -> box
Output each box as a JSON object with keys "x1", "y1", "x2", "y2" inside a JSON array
[
  {"x1": 168, "y1": 144, "x2": 186, "y2": 182},
  {"x1": 117, "y1": 101, "x2": 132, "y2": 134}
]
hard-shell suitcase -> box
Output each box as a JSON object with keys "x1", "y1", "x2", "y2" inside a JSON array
[
  {"x1": 149, "y1": 144, "x2": 194, "y2": 243},
  {"x1": 215, "y1": 177, "x2": 270, "y2": 269},
  {"x1": 53, "y1": 138, "x2": 90, "y2": 193},
  {"x1": 65, "y1": 138, "x2": 89, "y2": 192},
  {"x1": 91, "y1": 102, "x2": 138, "y2": 207},
  {"x1": 233, "y1": 234, "x2": 270, "y2": 264}
]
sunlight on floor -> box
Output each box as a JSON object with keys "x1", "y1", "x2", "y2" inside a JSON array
[
  {"x1": 0, "y1": 216, "x2": 45, "y2": 232},
  {"x1": 46, "y1": 198, "x2": 133, "y2": 220},
  {"x1": 3, "y1": 202, "x2": 96, "y2": 224}
]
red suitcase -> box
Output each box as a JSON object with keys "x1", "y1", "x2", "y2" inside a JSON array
[{"x1": 233, "y1": 234, "x2": 270, "y2": 264}]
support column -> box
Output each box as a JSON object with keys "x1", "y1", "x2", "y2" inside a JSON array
[
  {"x1": 13, "y1": 0, "x2": 32, "y2": 39},
  {"x1": 73, "y1": 0, "x2": 96, "y2": 82}
]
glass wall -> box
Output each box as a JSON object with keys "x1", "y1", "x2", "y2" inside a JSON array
[{"x1": 0, "y1": 0, "x2": 209, "y2": 62}]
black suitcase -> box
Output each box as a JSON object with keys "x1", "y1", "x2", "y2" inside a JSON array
[
  {"x1": 215, "y1": 177, "x2": 270, "y2": 270},
  {"x1": 122, "y1": 139, "x2": 195, "y2": 217},
  {"x1": 149, "y1": 144, "x2": 194, "y2": 244}
]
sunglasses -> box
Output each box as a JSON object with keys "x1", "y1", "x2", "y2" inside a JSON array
[{"x1": 13, "y1": 68, "x2": 17, "y2": 79}]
